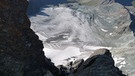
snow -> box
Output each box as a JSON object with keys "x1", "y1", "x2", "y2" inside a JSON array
[
  {"x1": 30, "y1": 6, "x2": 122, "y2": 67},
  {"x1": 44, "y1": 46, "x2": 81, "y2": 66},
  {"x1": 35, "y1": 33, "x2": 47, "y2": 40},
  {"x1": 109, "y1": 33, "x2": 113, "y2": 35},
  {"x1": 101, "y1": 28, "x2": 108, "y2": 32},
  {"x1": 30, "y1": 7, "x2": 106, "y2": 47},
  {"x1": 30, "y1": 6, "x2": 113, "y2": 66},
  {"x1": 43, "y1": 45, "x2": 111, "y2": 66},
  {"x1": 83, "y1": 45, "x2": 112, "y2": 50},
  {"x1": 113, "y1": 56, "x2": 126, "y2": 69}
]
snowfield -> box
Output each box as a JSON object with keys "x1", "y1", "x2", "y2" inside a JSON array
[
  {"x1": 30, "y1": 7, "x2": 114, "y2": 66},
  {"x1": 29, "y1": 5, "x2": 133, "y2": 70},
  {"x1": 30, "y1": 6, "x2": 112, "y2": 66},
  {"x1": 29, "y1": 1, "x2": 135, "y2": 75}
]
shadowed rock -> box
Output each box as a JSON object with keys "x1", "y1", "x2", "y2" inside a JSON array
[
  {"x1": 74, "y1": 49, "x2": 126, "y2": 76},
  {"x1": 0, "y1": 0, "x2": 59, "y2": 76}
]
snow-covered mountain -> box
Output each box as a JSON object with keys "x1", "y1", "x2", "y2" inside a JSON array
[{"x1": 28, "y1": 0, "x2": 135, "y2": 75}]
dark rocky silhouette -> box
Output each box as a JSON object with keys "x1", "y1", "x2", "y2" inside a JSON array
[
  {"x1": 0, "y1": 0, "x2": 59, "y2": 76},
  {"x1": 73, "y1": 49, "x2": 126, "y2": 76}
]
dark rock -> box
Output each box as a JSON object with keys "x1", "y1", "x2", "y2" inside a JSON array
[
  {"x1": 0, "y1": 0, "x2": 59, "y2": 76},
  {"x1": 74, "y1": 49, "x2": 126, "y2": 76}
]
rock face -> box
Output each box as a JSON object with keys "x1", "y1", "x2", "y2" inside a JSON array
[
  {"x1": 74, "y1": 49, "x2": 126, "y2": 76},
  {"x1": 0, "y1": 0, "x2": 58, "y2": 76}
]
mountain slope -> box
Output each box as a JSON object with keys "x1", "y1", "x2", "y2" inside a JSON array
[{"x1": 29, "y1": 0, "x2": 135, "y2": 76}]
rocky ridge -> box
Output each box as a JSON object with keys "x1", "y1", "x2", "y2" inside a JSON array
[{"x1": 74, "y1": 49, "x2": 126, "y2": 76}]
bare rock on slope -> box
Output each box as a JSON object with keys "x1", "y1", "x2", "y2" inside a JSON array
[{"x1": 74, "y1": 49, "x2": 126, "y2": 76}]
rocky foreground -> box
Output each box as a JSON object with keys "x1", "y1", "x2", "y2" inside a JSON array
[
  {"x1": 0, "y1": 0, "x2": 59, "y2": 76},
  {"x1": 0, "y1": 0, "x2": 135, "y2": 76}
]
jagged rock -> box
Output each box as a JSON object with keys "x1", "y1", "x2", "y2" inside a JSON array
[
  {"x1": 74, "y1": 49, "x2": 126, "y2": 76},
  {"x1": 0, "y1": 0, "x2": 59, "y2": 76}
]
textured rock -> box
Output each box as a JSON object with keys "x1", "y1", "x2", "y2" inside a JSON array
[
  {"x1": 110, "y1": 6, "x2": 135, "y2": 76},
  {"x1": 0, "y1": 0, "x2": 58, "y2": 76},
  {"x1": 74, "y1": 49, "x2": 126, "y2": 76}
]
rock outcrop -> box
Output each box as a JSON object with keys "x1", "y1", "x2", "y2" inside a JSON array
[
  {"x1": 0, "y1": 0, "x2": 58, "y2": 76},
  {"x1": 74, "y1": 49, "x2": 126, "y2": 76}
]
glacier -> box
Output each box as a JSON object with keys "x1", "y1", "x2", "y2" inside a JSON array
[{"x1": 29, "y1": 1, "x2": 135, "y2": 76}]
